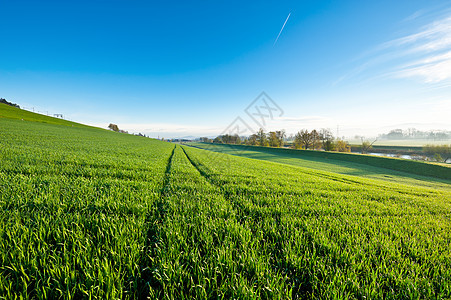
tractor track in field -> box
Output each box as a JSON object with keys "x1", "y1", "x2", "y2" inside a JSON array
[
  {"x1": 180, "y1": 146, "x2": 250, "y2": 225},
  {"x1": 135, "y1": 145, "x2": 176, "y2": 298},
  {"x1": 180, "y1": 146, "x2": 319, "y2": 298}
]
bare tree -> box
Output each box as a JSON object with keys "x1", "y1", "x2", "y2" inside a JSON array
[
  {"x1": 361, "y1": 137, "x2": 377, "y2": 154},
  {"x1": 294, "y1": 129, "x2": 319, "y2": 150}
]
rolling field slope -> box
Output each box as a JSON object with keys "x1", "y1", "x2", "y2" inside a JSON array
[
  {"x1": 0, "y1": 116, "x2": 174, "y2": 298},
  {"x1": 188, "y1": 142, "x2": 451, "y2": 190},
  {"x1": 1, "y1": 106, "x2": 451, "y2": 298},
  {"x1": 0, "y1": 103, "x2": 93, "y2": 128}
]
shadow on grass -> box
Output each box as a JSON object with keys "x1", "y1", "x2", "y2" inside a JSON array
[{"x1": 187, "y1": 143, "x2": 451, "y2": 188}]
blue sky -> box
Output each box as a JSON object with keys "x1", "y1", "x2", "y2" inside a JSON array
[{"x1": 1, "y1": 0, "x2": 451, "y2": 138}]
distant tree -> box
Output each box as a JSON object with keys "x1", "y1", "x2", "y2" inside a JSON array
[
  {"x1": 213, "y1": 134, "x2": 241, "y2": 145},
  {"x1": 319, "y1": 128, "x2": 335, "y2": 151},
  {"x1": 406, "y1": 128, "x2": 418, "y2": 139},
  {"x1": 434, "y1": 153, "x2": 443, "y2": 162},
  {"x1": 222, "y1": 134, "x2": 232, "y2": 144},
  {"x1": 256, "y1": 128, "x2": 268, "y2": 147},
  {"x1": 294, "y1": 129, "x2": 319, "y2": 150},
  {"x1": 312, "y1": 130, "x2": 322, "y2": 150},
  {"x1": 276, "y1": 130, "x2": 286, "y2": 147},
  {"x1": 234, "y1": 134, "x2": 241, "y2": 145},
  {"x1": 335, "y1": 139, "x2": 351, "y2": 152},
  {"x1": 385, "y1": 129, "x2": 404, "y2": 140},
  {"x1": 0, "y1": 98, "x2": 20, "y2": 108},
  {"x1": 247, "y1": 134, "x2": 258, "y2": 146},
  {"x1": 268, "y1": 131, "x2": 280, "y2": 147},
  {"x1": 423, "y1": 144, "x2": 451, "y2": 163},
  {"x1": 323, "y1": 140, "x2": 335, "y2": 151},
  {"x1": 108, "y1": 123, "x2": 119, "y2": 132},
  {"x1": 379, "y1": 128, "x2": 451, "y2": 140},
  {"x1": 293, "y1": 131, "x2": 302, "y2": 149},
  {"x1": 294, "y1": 130, "x2": 307, "y2": 149},
  {"x1": 200, "y1": 137, "x2": 212, "y2": 143},
  {"x1": 435, "y1": 132, "x2": 449, "y2": 140},
  {"x1": 360, "y1": 137, "x2": 377, "y2": 154}
]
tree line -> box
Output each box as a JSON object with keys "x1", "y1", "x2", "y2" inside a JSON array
[
  {"x1": 108, "y1": 123, "x2": 129, "y2": 134},
  {"x1": 0, "y1": 98, "x2": 20, "y2": 108},
  {"x1": 203, "y1": 128, "x2": 351, "y2": 152},
  {"x1": 378, "y1": 128, "x2": 451, "y2": 140}
]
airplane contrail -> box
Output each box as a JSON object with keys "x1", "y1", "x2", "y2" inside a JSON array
[{"x1": 273, "y1": 12, "x2": 291, "y2": 46}]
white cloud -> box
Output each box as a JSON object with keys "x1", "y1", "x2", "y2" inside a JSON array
[
  {"x1": 337, "y1": 13, "x2": 451, "y2": 85},
  {"x1": 385, "y1": 15, "x2": 451, "y2": 83},
  {"x1": 394, "y1": 50, "x2": 451, "y2": 82},
  {"x1": 402, "y1": 10, "x2": 424, "y2": 22},
  {"x1": 390, "y1": 16, "x2": 451, "y2": 50}
]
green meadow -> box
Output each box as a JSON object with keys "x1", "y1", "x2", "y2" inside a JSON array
[
  {"x1": 1, "y1": 104, "x2": 451, "y2": 299},
  {"x1": 0, "y1": 103, "x2": 91, "y2": 128},
  {"x1": 188, "y1": 142, "x2": 451, "y2": 190}
]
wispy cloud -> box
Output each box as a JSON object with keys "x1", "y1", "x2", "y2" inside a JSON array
[
  {"x1": 273, "y1": 13, "x2": 291, "y2": 46},
  {"x1": 386, "y1": 16, "x2": 451, "y2": 52},
  {"x1": 336, "y1": 12, "x2": 451, "y2": 86},
  {"x1": 402, "y1": 10, "x2": 424, "y2": 22},
  {"x1": 387, "y1": 15, "x2": 451, "y2": 83},
  {"x1": 393, "y1": 50, "x2": 451, "y2": 82}
]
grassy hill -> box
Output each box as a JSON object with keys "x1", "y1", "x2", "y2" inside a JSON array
[
  {"x1": 188, "y1": 143, "x2": 451, "y2": 187},
  {"x1": 1, "y1": 105, "x2": 451, "y2": 298},
  {"x1": 0, "y1": 103, "x2": 94, "y2": 128}
]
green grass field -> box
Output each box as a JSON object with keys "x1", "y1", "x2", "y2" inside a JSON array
[
  {"x1": 0, "y1": 103, "x2": 94, "y2": 128},
  {"x1": 188, "y1": 142, "x2": 451, "y2": 191},
  {"x1": 1, "y1": 106, "x2": 451, "y2": 298}
]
